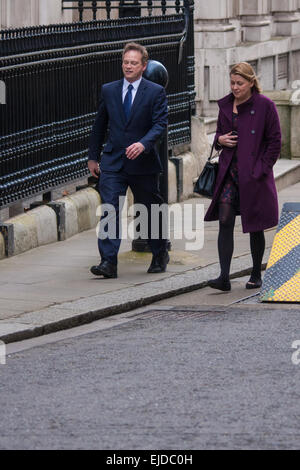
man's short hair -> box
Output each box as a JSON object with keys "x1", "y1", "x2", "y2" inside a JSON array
[{"x1": 122, "y1": 42, "x2": 148, "y2": 65}]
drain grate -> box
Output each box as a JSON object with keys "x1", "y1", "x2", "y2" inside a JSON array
[{"x1": 132, "y1": 309, "x2": 225, "y2": 321}]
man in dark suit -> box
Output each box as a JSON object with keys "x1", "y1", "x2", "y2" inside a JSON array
[{"x1": 88, "y1": 42, "x2": 169, "y2": 278}]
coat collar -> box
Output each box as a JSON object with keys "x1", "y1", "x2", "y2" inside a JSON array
[{"x1": 218, "y1": 89, "x2": 259, "y2": 121}]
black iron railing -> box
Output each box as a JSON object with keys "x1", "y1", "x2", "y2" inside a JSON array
[
  {"x1": 0, "y1": 14, "x2": 185, "y2": 57},
  {"x1": 0, "y1": 0, "x2": 194, "y2": 208},
  {"x1": 62, "y1": 0, "x2": 185, "y2": 21}
]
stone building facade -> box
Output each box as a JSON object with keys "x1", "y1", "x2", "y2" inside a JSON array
[
  {"x1": 0, "y1": 0, "x2": 72, "y2": 27},
  {"x1": 1, "y1": 1, "x2": 300, "y2": 117},
  {"x1": 195, "y1": 0, "x2": 300, "y2": 115}
]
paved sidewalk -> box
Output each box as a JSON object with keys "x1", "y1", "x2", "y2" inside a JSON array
[{"x1": 0, "y1": 169, "x2": 299, "y2": 343}]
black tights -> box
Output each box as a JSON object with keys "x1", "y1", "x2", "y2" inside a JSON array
[{"x1": 218, "y1": 203, "x2": 265, "y2": 282}]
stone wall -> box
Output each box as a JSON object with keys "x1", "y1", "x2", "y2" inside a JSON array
[
  {"x1": 265, "y1": 88, "x2": 300, "y2": 159},
  {"x1": 0, "y1": 0, "x2": 166, "y2": 26},
  {"x1": 0, "y1": 0, "x2": 73, "y2": 28},
  {"x1": 195, "y1": 0, "x2": 300, "y2": 116},
  {"x1": 2, "y1": 1, "x2": 300, "y2": 116}
]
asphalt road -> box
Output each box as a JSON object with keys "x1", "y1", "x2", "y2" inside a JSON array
[{"x1": 0, "y1": 293, "x2": 299, "y2": 451}]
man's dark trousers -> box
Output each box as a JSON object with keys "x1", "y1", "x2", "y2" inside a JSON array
[{"x1": 98, "y1": 169, "x2": 167, "y2": 265}]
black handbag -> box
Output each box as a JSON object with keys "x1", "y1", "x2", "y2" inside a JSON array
[{"x1": 194, "y1": 145, "x2": 220, "y2": 198}]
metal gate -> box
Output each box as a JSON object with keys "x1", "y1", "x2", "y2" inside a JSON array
[{"x1": 0, "y1": 0, "x2": 195, "y2": 208}]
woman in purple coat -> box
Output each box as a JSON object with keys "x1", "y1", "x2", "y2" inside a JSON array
[{"x1": 204, "y1": 62, "x2": 281, "y2": 291}]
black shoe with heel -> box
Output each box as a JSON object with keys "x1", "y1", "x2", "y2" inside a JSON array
[
  {"x1": 245, "y1": 278, "x2": 262, "y2": 289},
  {"x1": 208, "y1": 277, "x2": 231, "y2": 292}
]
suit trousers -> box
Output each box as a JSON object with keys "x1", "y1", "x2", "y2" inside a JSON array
[{"x1": 97, "y1": 169, "x2": 168, "y2": 265}]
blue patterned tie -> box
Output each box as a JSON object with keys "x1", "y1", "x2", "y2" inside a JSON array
[{"x1": 123, "y1": 84, "x2": 133, "y2": 120}]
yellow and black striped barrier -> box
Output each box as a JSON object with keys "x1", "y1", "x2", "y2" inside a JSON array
[{"x1": 260, "y1": 202, "x2": 300, "y2": 302}]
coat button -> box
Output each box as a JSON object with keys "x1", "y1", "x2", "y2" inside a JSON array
[
  {"x1": 251, "y1": 130, "x2": 255, "y2": 134},
  {"x1": 251, "y1": 110, "x2": 255, "y2": 115}
]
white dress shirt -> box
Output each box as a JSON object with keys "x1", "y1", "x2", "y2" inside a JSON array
[{"x1": 122, "y1": 77, "x2": 142, "y2": 104}]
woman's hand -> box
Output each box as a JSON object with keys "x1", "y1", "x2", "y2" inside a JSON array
[{"x1": 218, "y1": 132, "x2": 238, "y2": 148}]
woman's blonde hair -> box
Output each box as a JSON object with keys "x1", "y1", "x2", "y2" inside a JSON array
[{"x1": 230, "y1": 62, "x2": 262, "y2": 93}]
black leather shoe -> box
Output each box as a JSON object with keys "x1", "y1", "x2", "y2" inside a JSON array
[
  {"x1": 246, "y1": 278, "x2": 262, "y2": 289},
  {"x1": 147, "y1": 251, "x2": 170, "y2": 273},
  {"x1": 208, "y1": 277, "x2": 231, "y2": 291},
  {"x1": 90, "y1": 261, "x2": 117, "y2": 278}
]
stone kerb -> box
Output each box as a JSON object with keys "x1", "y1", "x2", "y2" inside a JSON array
[
  {"x1": 0, "y1": 233, "x2": 5, "y2": 260},
  {"x1": 181, "y1": 151, "x2": 200, "y2": 200},
  {"x1": 191, "y1": 115, "x2": 211, "y2": 174},
  {"x1": 264, "y1": 88, "x2": 300, "y2": 159},
  {"x1": 53, "y1": 187, "x2": 101, "y2": 240},
  {"x1": 0, "y1": 205, "x2": 58, "y2": 257},
  {"x1": 168, "y1": 160, "x2": 177, "y2": 204}
]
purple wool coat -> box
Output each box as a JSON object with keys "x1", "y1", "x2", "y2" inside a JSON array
[{"x1": 204, "y1": 90, "x2": 282, "y2": 233}]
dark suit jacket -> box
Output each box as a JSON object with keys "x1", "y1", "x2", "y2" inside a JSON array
[{"x1": 88, "y1": 77, "x2": 168, "y2": 175}]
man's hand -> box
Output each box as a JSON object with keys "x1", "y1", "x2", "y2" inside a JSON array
[
  {"x1": 88, "y1": 160, "x2": 100, "y2": 178},
  {"x1": 126, "y1": 142, "x2": 145, "y2": 160}
]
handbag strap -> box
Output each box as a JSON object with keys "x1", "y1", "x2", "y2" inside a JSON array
[{"x1": 208, "y1": 143, "x2": 220, "y2": 162}]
